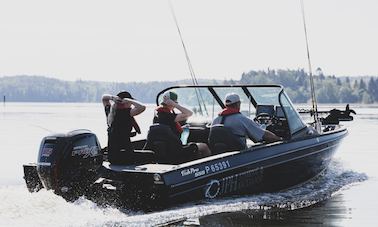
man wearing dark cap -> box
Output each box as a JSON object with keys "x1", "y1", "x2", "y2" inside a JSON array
[
  {"x1": 212, "y1": 93, "x2": 281, "y2": 148},
  {"x1": 102, "y1": 91, "x2": 146, "y2": 164}
]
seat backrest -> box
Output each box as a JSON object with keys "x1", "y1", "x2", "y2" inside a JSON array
[
  {"x1": 208, "y1": 124, "x2": 245, "y2": 154},
  {"x1": 145, "y1": 124, "x2": 183, "y2": 164}
]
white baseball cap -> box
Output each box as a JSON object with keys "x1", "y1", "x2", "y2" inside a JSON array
[{"x1": 225, "y1": 93, "x2": 240, "y2": 105}]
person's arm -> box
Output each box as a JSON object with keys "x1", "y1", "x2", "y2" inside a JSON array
[
  {"x1": 122, "y1": 98, "x2": 146, "y2": 117},
  {"x1": 175, "y1": 104, "x2": 193, "y2": 122},
  {"x1": 262, "y1": 130, "x2": 282, "y2": 143},
  {"x1": 162, "y1": 97, "x2": 193, "y2": 122},
  {"x1": 243, "y1": 116, "x2": 281, "y2": 143},
  {"x1": 172, "y1": 102, "x2": 193, "y2": 122},
  {"x1": 102, "y1": 94, "x2": 119, "y2": 107}
]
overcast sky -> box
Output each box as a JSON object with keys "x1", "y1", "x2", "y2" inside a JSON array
[{"x1": 0, "y1": 0, "x2": 377, "y2": 82}]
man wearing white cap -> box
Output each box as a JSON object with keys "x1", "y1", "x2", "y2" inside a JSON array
[{"x1": 212, "y1": 93, "x2": 282, "y2": 147}]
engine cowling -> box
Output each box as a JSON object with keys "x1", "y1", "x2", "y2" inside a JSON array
[{"x1": 35, "y1": 129, "x2": 103, "y2": 199}]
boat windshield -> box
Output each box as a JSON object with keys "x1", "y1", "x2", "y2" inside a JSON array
[
  {"x1": 156, "y1": 85, "x2": 306, "y2": 136},
  {"x1": 279, "y1": 91, "x2": 307, "y2": 134},
  {"x1": 156, "y1": 87, "x2": 219, "y2": 122},
  {"x1": 247, "y1": 87, "x2": 281, "y2": 106}
]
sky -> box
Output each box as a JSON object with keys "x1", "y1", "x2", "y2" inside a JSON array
[{"x1": 0, "y1": 0, "x2": 377, "y2": 83}]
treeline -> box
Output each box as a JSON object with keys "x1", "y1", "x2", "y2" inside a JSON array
[
  {"x1": 235, "y1": 68, "x2": 378, "y2": 104},
  {"x1": 0, "y1": 75, "x2": 214, "y2": 103},
  {"x1": 1, "y1": 69, "x2": 378, "y2": 104}
]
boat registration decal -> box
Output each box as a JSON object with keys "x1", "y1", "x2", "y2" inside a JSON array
[
  {"x1": 204, "y1": 160, "x2": 231, "y2": 174},
  {"x1": 180, "y1": 160, "x2": 231, "y2": 178}
]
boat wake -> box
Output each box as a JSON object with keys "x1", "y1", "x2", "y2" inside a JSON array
[{"x1": 0, "y1": 159, "x2": 367, "y2": 227}]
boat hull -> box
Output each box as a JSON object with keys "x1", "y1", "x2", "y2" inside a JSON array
[{"x1": 99, "y1": 128, "x2": 347, "y2": 209}]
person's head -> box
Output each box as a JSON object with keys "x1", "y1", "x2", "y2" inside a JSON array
[
  {"x1": 224, "y1": 93, "x2": 241, "y2": 109},
  {"x1": 116, "y1": 91, "x2": 133, "y2": 108},
  {"x1": 162, "y1": 91, "x2": 178, "y2": 110}
]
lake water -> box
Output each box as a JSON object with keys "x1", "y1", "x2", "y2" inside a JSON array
[{"x1": 0, "y1": 103, "x2": 376, "y2": 226}]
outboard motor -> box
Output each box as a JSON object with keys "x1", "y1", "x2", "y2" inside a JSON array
[{"x1": 24, "y1": 129, "x2": 103, "y2": 200}]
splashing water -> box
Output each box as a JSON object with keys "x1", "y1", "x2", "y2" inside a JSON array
[{"x1": 0, "y1": 159, "x2": 366, "y2": 227}]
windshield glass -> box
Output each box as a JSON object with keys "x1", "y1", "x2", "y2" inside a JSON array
[
  {"x1": 156, "y1": 85, "x2": 306, "y2": 139},
  {"x1": 279, "y1": 91, "x2": 306, "y2": 134},
  {"x1": 157, "y1": 87, "x2": 218, "y2": 122},
  {"x1": 157, "y1": 86, "x2": 284, "y2": 121},
  {"x1": 212, "y1": 87, "x2": 256, "y2": 118},
  {"x1": 247, "y1": 87, "x2": 282, "y2": 105}
]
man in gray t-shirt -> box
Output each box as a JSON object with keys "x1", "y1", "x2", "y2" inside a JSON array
[{"x1": 211, "y1": 93, "x2": 282, "y2": 148}]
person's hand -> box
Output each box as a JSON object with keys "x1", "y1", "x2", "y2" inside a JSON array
[
  {"x1": 163, "y1": 97, "x2": 177, "y2": 106},
  {"x1": 123, "y1": 98, "x2": 132, "y2": 105},
  {"x1": 122, "y1": 98, "x2": 133, "y2": 103},
  {"x1": 112, "y1": 96, "x2": 122, "y2": 103}
]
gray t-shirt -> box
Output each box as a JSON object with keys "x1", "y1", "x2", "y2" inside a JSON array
[{"x1": 212, "y1": 113, "x2": 265, "y2": 147}]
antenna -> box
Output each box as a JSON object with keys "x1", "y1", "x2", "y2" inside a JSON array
[
  {"x1": 300, "y1": 0, "x2": 321, "y2": 133},
  {"x1": 168, "y1": 0, "x2": 208, "y2": 116}
]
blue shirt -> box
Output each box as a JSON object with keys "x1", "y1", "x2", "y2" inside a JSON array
[{"x1": 211, "y1": 113, "x2": 265, "y2": 147}]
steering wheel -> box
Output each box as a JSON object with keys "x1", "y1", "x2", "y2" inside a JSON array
[{"x1": 254, "y1": 113, "x2": 273, "y2": 125}]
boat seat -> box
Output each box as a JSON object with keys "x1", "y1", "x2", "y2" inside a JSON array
[
  {"x1": 145, "y1": 124, "x2": 197, "y2": 164},
  {"x1": 208, "y1": 124, "x2": 245, "y2": 154},
  {"x1": 132, "y1": 150, "x2": 155, "y2": 164}
]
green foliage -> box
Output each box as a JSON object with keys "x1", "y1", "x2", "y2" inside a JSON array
[
  {"x1": 0, "y1": 76, "x2": 215, "y2": 103},
  {"x1": 1, "y1": 70, "x2": 377, "y2": 103},
  {"x1": 232, "y1": 69, "x2": 378, "y2": 103}
]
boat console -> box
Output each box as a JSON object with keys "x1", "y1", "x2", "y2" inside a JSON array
[{"x1": 254, "y1": 105, "x2": 290, "y2": 139}]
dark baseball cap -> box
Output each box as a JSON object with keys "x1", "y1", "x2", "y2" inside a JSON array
[{"x1": 117, "y1": 91, "x2": 134, "y2": 99}]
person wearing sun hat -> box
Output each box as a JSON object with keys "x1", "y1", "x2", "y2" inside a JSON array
[
  {"x1": 153, "y1": 91, "x2": 211, "y2": 159},
  {"x1": 211, "y1": 93, "x2": 281, "y2": 147},
  {"x1": 102, "y1": 91, "x2": 146, "y2": 164}
]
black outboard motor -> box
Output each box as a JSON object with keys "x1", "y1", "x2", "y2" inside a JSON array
[{"x1": 23, "y1": 129, "x2": 103, "y2": 200}]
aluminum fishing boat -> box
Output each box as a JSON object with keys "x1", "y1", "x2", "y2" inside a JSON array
[{"x1": 23, "y1": 84, "x2": 353, "y2": 210}]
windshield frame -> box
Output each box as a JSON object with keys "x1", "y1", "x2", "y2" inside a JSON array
[
  {"x1": 156, "y1": 84, "x2": 307, "y2": 137},
  {"x1": 155, "y1": 84, "x2": 283, "y2": 108}
]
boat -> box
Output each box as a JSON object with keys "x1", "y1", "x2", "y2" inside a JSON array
[{"x1": 23, "y1": 84, "x2": 354, "y2": 210}]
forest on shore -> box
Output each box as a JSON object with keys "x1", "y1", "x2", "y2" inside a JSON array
[{"x1": 1, "y1": 68, "x2": 377, "y2": 104}]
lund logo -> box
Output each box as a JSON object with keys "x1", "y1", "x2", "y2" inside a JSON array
[
  {"x1": 218, "y1": 167, "x2": 264, "y2": 196},
  {"x1": 72, "y1": 145, "x2": 99, "y2": 158}
]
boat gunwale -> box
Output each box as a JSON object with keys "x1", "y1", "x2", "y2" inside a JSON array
[
  {"x1": 103, "y1": 127, "x2": 347, "y2": 185},
  {"x1": 168, "y1": 141, "x2": 341, "y2": 198},
  {"x1": 166, "y1": 128, "x2": 347, "y2": 187}
]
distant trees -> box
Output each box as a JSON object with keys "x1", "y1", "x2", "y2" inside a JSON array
[
  {"x1": 228, "y1": 69, "x2": 378, "y2": 104},
  {"x1": 1, "y1": 71, "x2": 378, "y2": 103},
  {"x1": 368, "y1": 77, "x2": 378, "y2": 102}
]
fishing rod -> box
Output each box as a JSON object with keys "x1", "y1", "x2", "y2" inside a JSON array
[
  {"x1": 168, "y1": 0, "x2": 209, "y2": 116},
  {"x1": 300, "y1": 0, "x2": 321, "y2": 132}
]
